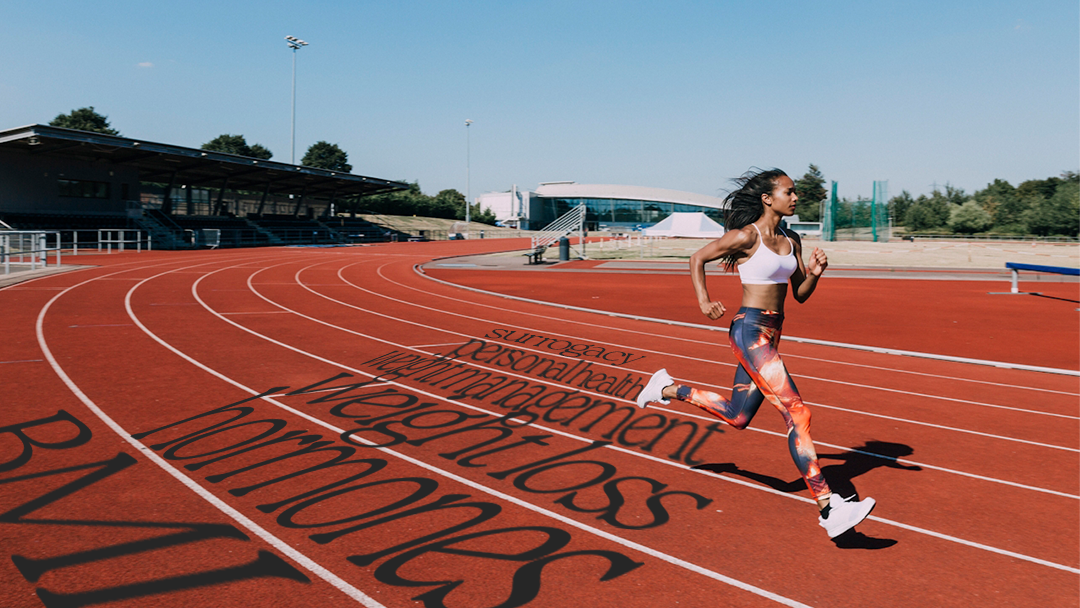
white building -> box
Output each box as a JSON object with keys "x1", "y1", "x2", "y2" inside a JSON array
[{"x1": 478, "y1": 182, "x2": 727, "y2": 231}]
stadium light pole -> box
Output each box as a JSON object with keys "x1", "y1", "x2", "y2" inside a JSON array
[
  {"x1": 465, "y1": 119, "x2": 473, "y2": 232},
  {"x1": 285, "y1": 36, "x2": 309, "y2": 165}
]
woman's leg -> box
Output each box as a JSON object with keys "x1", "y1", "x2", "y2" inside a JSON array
[
  {"x1": 645, "y1": 309, "x2": 874, "y2": 536},
  {"x1": 671, "y1": 362, "x2": 764, "y2": 430},
  {"x1": 728, "y1": 310, "x2": 831, "y2": 502},
  {"x1": 660, "y1": 309, "x2": 831, "y2": 502}
]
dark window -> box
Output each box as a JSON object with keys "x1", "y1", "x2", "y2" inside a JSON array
[{"x1": 58, "y1": 179, "x2": 110, "y2": 199}]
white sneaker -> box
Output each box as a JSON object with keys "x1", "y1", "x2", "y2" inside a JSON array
[
  {"x1": 636, "y1": 369, "x2": 674, "y2": 408},
  {"x1": 818, "y1": 493, "x2": 876, "y2": 538}
]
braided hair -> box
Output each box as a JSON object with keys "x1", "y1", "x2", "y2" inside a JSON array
[{"x1": 719, "y1": 168, "x2": 789, "y2": 271}]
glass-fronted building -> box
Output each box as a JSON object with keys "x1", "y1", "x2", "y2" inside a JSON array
[{"x1": 478, "y1": 182, "x2": 726, "y2": 231}]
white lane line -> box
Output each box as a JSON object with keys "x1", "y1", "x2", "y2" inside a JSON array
[
  {"x1": 416, "y1": 264, "x2": 1080, "y2": 378},
  {"x1": 351, "y1": 262, "x2": 1080, "y2": 420},
  {"x1": 274, "y1": 259, "x2": 1079, "y2": 495},
  {"x1": 170, "y1": 259, "x2": 1080, "y2": 572},
  {"x1": 673, "y1": 375, "x2": 1077, "y2": 453},
  {"x1": 286, "y1": 259, "x2": 1080, "y2": 451},
  {"x1": 641, "y1": 401, "x2": 1079, "y2": 500},
  {"x1": 219, "y1": 311, "x2": 292, "y2": 315},
  {"x1": 138, "y1": 262, "x2": 813, "y2": 607},
  {"x1": 34, "y1": 256, "x2": 388, "y2": 608},
  {"x1": 401, "y1": 264, "x2": 1078, "y2": 396}
]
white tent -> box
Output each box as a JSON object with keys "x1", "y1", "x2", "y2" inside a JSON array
[{"x1": 643, "y1": 212, "x2": 725, "y2": 238}]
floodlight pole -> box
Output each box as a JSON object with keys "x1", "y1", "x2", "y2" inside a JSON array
[
  {"x1": 465, "y1": 119, "x2": 473, "y2": 232},
  {"x1": 285, "y1": 36, "x2": 309, "y2": 165}
]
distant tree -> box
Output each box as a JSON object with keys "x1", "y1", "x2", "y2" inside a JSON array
[
  {"x1": 49, "y1": 106, "x2": 120, "y2": 135},
  {"x1": 904, "y1": 191, "x2": 950, "y2": 231},
  {"x1": 432, "y1": 189, "x2": 466, "y2": 218},
  {"x1": 201, "y1": 134, "x2": 273, "y2": 159},
  {"x1": 973, "y1": 179, "x2": 1018, "y2": 228},
  {"x1": 1023, "y1": 181, "x2": 1079, "y2": 236},
  {"x1": 1051, "y1": 180, "x2": 1080, "y2": 235},
  {"x1": 465, "y1": 202, "x2": 497, "y2": 225},
  {"x1": 942, "y1": 184, "x2": 969, "y2": 206},
  {"x1": 793, "y1": 164, "x2": 827, "y2": 221},
  {"x1": 948, "y1": 201, "x2": 993, "y2": 234},
  {"x1": 247, "y1": 143, "x2": 273, "y2": 160},
  {"x1": 888, "y1": 190, "x2": 915, "y2": 225},
  {"x1": 1017, "y1": 176, "x2": 1063, "y2": 201},
  {"x1": 302, "y1": 141, "x2": 351, "y2": 172}
]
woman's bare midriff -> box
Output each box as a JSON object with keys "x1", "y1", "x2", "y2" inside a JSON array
[{"x1": 740, "y1": 283, "x2": 788, "y2": 313}]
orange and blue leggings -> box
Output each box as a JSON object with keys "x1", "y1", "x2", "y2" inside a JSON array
[{"x1": 674, "y1": 307, "x2": 831, "y2": 501}]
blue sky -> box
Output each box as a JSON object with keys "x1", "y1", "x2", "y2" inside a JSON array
[{"x1": 3, "y1": 1, "x2": 1077, "y2": 202}]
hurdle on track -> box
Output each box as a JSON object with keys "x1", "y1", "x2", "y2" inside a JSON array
[{"x1": 989, "y1": 262, "x2": 1080, "y2": 295}]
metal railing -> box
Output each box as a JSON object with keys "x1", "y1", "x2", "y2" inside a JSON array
[
  {"x1": 892, "y1": 233, "x2": 1078, "y2": 243},
  {"x1": 98, "y1": 229, "x2": 152, "y2": 253},
  {"x1": 2, "y1": 231, "x2": 62, "y2": 275},
  {"x1": 530, "y1": 203, "x2": 587, "y2": 253}
]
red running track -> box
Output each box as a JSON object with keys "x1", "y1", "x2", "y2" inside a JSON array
[{"x1": 0, "y1": 240, "x2": 1076, "y2": 608}]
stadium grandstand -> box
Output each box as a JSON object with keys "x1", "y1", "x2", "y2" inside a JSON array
[{"x1": 0, "y1": 124, "x2": 410, "y2": 249}]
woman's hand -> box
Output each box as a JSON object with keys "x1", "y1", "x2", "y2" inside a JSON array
[
  {"x1": 699, "y1": 300, "x2": 726, "y2": 320},
  {"x1": 807, "y1": 247, "x2": 828, "y2": 277}
]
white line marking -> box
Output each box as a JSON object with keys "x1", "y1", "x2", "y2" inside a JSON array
[
  {"x1": 219, "y1": 311, "x2": 292, "y2": 315},
  {"x1": 291, "y1": 260, "x2": 1080, "y2": 449},
  {"x1": 164, "y1": 258, "x2": 1080, "y2": 571},
  {"x1": 376, "y1": 262, "x2": 1080, "y2": 397},
  {"x1": 34, "y1": 256, "x2": 389, "y2": 608},
  {"x1": 417, "y1": 265, "x2": 1080, "y2": 377},
  {"x1": 271, "y1": 259, "x2": 1079, "y2": 495},
  {"x1": 355, "y1": 263, "x2": 1080, "y2": 419},
  {"x1": 131, "y1": 260, "x2": 815, "y2": 607}
]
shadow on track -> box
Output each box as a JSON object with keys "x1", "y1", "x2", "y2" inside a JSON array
[{"x1": 692, "y1": 440, "x2": 920, "y2": 549}]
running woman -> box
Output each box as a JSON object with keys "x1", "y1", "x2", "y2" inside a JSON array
[{"x1": 636, "y1": 168, "x2": 875, "y2": 538}]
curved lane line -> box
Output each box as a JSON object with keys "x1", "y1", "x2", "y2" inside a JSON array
[
  {"x1": 361, "y1": 261, "x2": 1080, "y2": 419},
  {"x1": 294, "y1": 259, "x2": 1080, "y2": 450},
  {"x1": 415, "y1": 263, "x2": 1080, "y2": 378},
  {"x1": 178, "y1": 257, "x2": 1080, "y2": 571},
  {"x1": 275, "y1": 258, "x2": 1078, "y2": 497},
  {"x1": 34, "y1": 254, "x2": 389, "y2": 608},
  {"x1": 405, "y1": 263, "x2": 1079, "y2": 396},
  {"x1": 165, "y1": 260, "x2": 813, "y2": 606}
]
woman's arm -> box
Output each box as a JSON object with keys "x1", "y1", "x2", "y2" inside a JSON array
[
  {"x1": 690, "y1": 228, "x2": 754, "y2": 319},
  {"x1": 788, "y1": 231, "x2": 828, "y2": 303}
]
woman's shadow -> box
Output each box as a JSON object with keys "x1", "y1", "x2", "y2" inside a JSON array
[{"x1": 692, "y1": 440, "x2": 920, "y2": 549}]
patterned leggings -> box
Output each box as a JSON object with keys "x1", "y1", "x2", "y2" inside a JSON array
[{"x1": 675, "y1": 307, "x2": 831, "y2": 501}]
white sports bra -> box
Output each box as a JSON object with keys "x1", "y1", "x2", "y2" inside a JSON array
[{"x1": 737, "y1": 224, "x2": 797, "y2": 285}]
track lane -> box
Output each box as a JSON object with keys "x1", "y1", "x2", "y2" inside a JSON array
[
  {"x1": 130, "y1": 256, "x2": 816, "y2": 606},
  {"x1": 162, "y1": 254, "x2": 1080, "y2": 570},
  {"x1": 4, "y1": 245, "x2": 1077, "y2": 608},
  {"x1": 248, "y1": 254, "x2": 1075, "y2": 565},
  {"x1": 296, "y1": 257, "x2": 1079, "y2": 486},
  {"x1": 4, "y1": 255, "x2": 365, "y2": 608}
]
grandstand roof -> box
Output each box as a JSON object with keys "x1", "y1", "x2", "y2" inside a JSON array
[
  {"x1": 0, "y1": 124, "x2": 407, "y2": 199},
  {"x1": 534, "y1": 182, "x2": 725, "y2": 209}
]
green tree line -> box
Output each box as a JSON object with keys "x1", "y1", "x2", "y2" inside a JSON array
[
  {"x1": 787, "y1": 160, "x2": 1077, "y2": 237},
  {"x1": 345, "y1": 182, "x2": 497, "y2": 225},
  {"x1": 888, "y1": 173, "x2": 1079, "y2": 236}
]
